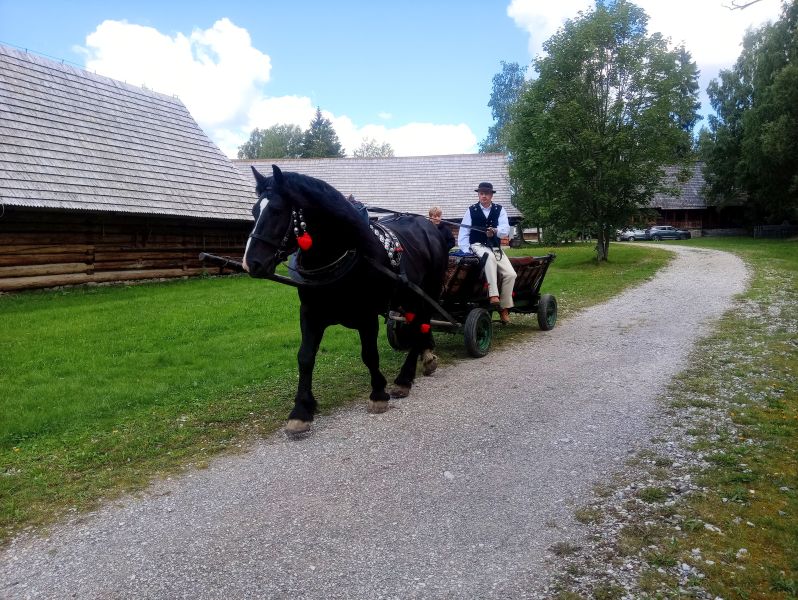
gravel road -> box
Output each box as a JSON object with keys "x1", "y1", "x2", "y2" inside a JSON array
[{"x1": 0, "y1": 245, "x2": 748, "y2": 599}]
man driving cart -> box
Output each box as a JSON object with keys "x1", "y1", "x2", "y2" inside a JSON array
[{"x1": 458, "y1": 182, "x2": 517, "y2": 324}]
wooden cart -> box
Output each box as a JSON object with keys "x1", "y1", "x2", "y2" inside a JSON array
[{"x1": 386, "y1": 251, "x2": 557, "y2": 357}]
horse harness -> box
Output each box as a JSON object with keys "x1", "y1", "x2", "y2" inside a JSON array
[
  {"x1": 247, "y1": 196, "x2": 457, "y2": 325},
  {"x1": 288, "y1": 222, "x2": 403, "y2": 286},
  {"x1": 249, "y1": 190, "x2": 403, "y2": 287},
  {"x1": 369, "y1": 221, "x2": 403, "y2": 269}
]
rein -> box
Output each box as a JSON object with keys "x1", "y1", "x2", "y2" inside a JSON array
[{"x1": 364, "y1": 205, "x2": 489, "y2": 234}]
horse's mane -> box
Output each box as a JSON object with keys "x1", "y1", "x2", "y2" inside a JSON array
[{"x1": 283, "y1": 171, "x2": 377, "y2": 243}]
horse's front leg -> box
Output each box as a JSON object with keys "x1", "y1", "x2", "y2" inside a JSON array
[
  {"x1": 287, "y1": 310, "x2": 326, "y2": 435},
  {"x1": 357, "y1": 317, "x2": 390, "y2": 413}
]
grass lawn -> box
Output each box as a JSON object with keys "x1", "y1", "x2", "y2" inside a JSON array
[
  {"x1": 660, "y1": 237, "x2": 798, "y2": 599},
  {"x1": 0, "y1": 243, "x2": 668, "y2": 542}
]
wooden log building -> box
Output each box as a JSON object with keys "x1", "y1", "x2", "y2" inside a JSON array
[
  {"x1": 0, "y1": 44, "x2": 255, "y2": 292},
  {"x1": 650, "y1": 163, "x2": 747, "y2": 235}
]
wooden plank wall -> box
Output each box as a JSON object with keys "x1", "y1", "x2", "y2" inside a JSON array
[{"x1": 0, "y1": 207, "x2": 249, "y2": 292}]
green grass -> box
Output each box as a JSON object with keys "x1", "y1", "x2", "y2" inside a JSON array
[
  {"x1": 0, "y1": 243, "x2": 667, "y2": 542},
  {"x1": 658, "y1": 236, "x2": 798, "y2": 600},
  {"x1": 507, "y1": 241, "x2": 671, "y2": 317}
]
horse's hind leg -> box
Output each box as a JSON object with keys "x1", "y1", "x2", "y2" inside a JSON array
[
  {"x1": 357, "y1": 318, "x2": 390, "y2": 413},
  {"x1": 392, "y1": 310, "x2": 437, "y2": 394},
  {"x1": 421, "y1": 338, "x2": 438, "y2": 376},
  {"x1": 391, "y1": 347, "x2": 419, "y2": 398},
  {"x1": 287, "y1": 312, "x2": 325, "y2": 434},
  {"x1": 391, "y1": 321, "x2": 423, "y2": 397}
]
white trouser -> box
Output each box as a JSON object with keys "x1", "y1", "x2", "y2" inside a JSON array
[{"x1": 470, "y1": 243, "x2": 517, "y2": 308}]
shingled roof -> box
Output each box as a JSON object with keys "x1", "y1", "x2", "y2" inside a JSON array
[
  {"x1": 0, "y1": 44, "x2": 254, "y2": 220},
  {"x1": 651, "y1": 162, "x2": 707, "y2": 209},
  {"x1": 234, "y1": 154, "x2": 520, "y2": 221}
]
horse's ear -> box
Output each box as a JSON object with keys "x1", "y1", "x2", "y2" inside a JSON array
[
  {"x1": 251, "y1": 165, "x2": 268, "y2": 187},
  {"x1": 272, "y1": 164, "x2": 284, "y2": 186}
]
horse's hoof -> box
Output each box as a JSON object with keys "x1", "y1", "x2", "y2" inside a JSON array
[
  {"x1": 367, "y1": 400, "x2": 389, "y2": 414},
  {"x1": 370, "y1": 390, "x2": 390, "y2": 402},
  {"x1": 389, "y1": 385, "x2": 411, "y2": 398},
  {"x1": 421, "y1": 351, "x2": 438, "y2": 376},
  {"x1": 285, "y1": 419, "x2": 311, "y2": 436}
]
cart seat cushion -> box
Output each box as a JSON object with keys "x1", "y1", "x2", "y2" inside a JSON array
[
  {"x1": 509, "y1": 255, "x2": 544, "y2": 268},
  {"x1": 444, "y1": 253, "x2": 486, "y2": 297}
]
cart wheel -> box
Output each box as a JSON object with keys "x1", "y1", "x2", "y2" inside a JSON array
[
  {"x1": 537, "y1": 294, "x2": 558, "y2": 331},
  {"x1": 386, "y1": 319, "x2": 411, "y2": 351},
  {"x1": 464, "y1": 308, "x2": 493, "y2": 358}
]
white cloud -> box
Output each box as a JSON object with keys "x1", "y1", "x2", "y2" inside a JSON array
[
  {"x1": 333, "y1": 118, "x2": 477, "y2": 157},
  {"x1": 80, "y1": 19, "x2": 476, "y2": 158},
  {"x1": 507, "y1": 0, "x2": 589, "y2": 61},
  {"x1": 238, "y1": 99, "x2": 476, "y2": 157},
  {"x1": 83, "y1": 18, "x2": 270, "y2": 126}
]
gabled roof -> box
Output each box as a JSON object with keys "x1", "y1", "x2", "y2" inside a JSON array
[
  {"x1": 0, "y1": 44, "x2": 254, "y2": 220},
  {"x1": 234, "y1": 154, "x2": 520, "y2": 221},
  {"x1": 651, "y1": 162, "x2": 707, "y2": 209}
]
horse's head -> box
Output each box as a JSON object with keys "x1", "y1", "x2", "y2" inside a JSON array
[{"x1": 242, "y1": 165, "x2": 296, "y2": 278}]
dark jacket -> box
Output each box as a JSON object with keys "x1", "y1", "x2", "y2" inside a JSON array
[{"x1": 437, "y1": 222, "x2": 455, "y2": 251}]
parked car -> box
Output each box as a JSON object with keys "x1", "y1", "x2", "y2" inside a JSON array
[
  {"x1": 616, "y1": 228, "x2": 648, "y2": 241},
  {"x1": 646, "y1": 225, "x2": 691, "y2": 240}
]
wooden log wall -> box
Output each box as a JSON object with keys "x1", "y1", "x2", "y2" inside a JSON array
[{"x1": 0, "y1": 207, "x2": 250, "y2": 292}]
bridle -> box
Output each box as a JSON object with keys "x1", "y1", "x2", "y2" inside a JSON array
[
  {"x1": 248, "y1": 190, "x2": 301, "y2": 265},
  {"x1": 247, "y1": 190, "x2": 358, "y2": 285}
]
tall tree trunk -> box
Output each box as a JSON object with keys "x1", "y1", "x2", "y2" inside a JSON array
[{"x1": 595, "y1": 229, "x2": 610, "y2": 262}]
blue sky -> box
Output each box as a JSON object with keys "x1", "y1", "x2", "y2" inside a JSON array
[{"x1": 0, "y1": 0, "x2": 784, "y2": 157}]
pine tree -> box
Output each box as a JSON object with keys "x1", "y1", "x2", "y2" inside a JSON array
[{"x1": 301, "y1": 108, "x2": 345, "y2": 158}]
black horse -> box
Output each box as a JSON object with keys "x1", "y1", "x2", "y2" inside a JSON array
[{"x1": 243, "y1": 165, "x2": 448, "y2": 434}]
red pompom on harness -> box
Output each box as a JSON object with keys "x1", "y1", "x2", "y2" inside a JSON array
[
  {"x1": 297, "y1": 232, "x2": 313, "y2": 251},
  {"x1": 293, "y1": 209, "x2": 312, "y2": 251}
]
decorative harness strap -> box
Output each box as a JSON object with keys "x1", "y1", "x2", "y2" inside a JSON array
[
  {"x1": 369, "y1": 221, "x2": 403, "y2": 270},
  {"x1": 290, "y1": 248, "x2": 358, "y2": 286}
]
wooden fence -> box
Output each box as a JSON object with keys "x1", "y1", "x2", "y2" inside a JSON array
[
  {"x1": 753, "y1": 224, "x2": 798, "y2": 239},
  {"x1": 0, "y1": 207, "x2": 249, "y2": 292}
]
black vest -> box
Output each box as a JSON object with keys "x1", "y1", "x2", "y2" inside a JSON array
[{"x1": 468, "y1": 203, "x2": 502, "y2": 248}]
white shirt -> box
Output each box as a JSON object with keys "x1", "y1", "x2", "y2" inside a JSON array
[{"x1": 458, "y1": 203, "x2": 510, "y2": 253}]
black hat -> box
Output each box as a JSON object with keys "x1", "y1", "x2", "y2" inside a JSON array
[{"x1": 475, "y1": 182, "x2": 496, "y2": 194}]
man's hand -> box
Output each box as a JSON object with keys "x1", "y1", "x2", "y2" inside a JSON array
[{"x1": 486, "y1": 227, "x2": 496, "y2": 238}]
